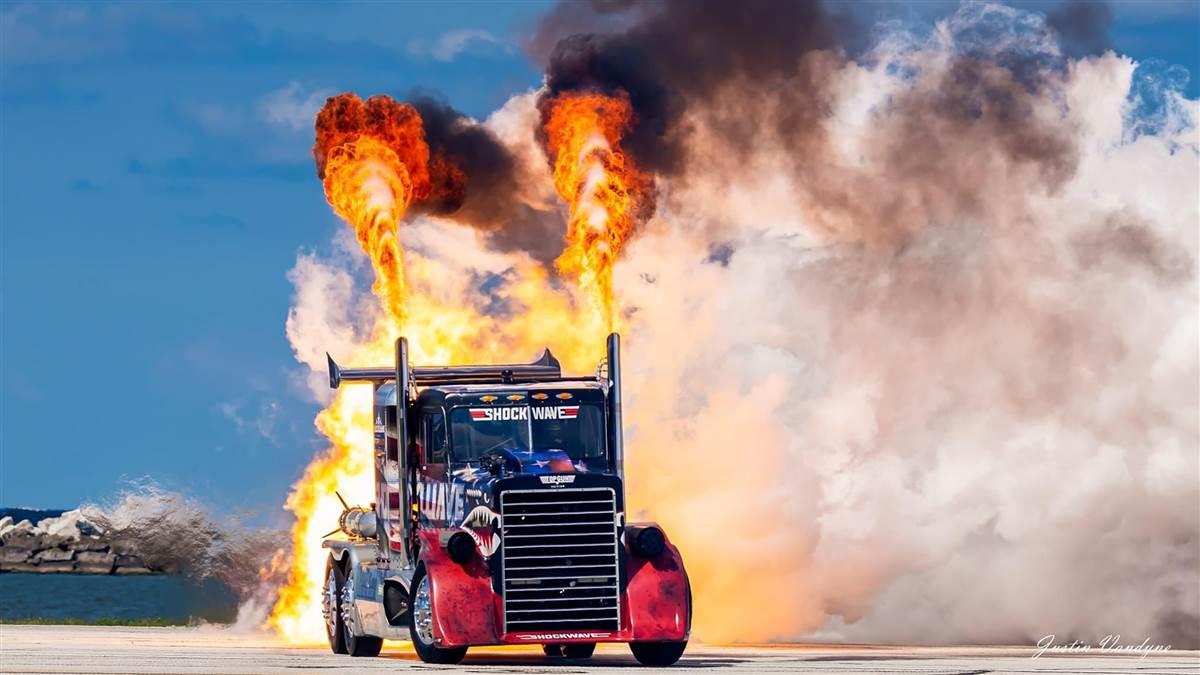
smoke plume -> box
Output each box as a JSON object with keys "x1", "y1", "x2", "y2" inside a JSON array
[
  {"x1": 279, "y1": 0, "x2": 1198, "y2": 648},
  {"x1": 535, "y1": 0, "x2": 856, "y2": 179},
  {"x1": 409, "y1": 95, "x2": 566, "y2": 261},
  {"x1": 596, "y1": 0, "x2": 1199, "y2": 647}
]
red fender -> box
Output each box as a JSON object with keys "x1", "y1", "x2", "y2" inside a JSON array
[
  {"x1": 417, "y1": 529, "x2": 501, "y2": 647},
  {"x1": 622, "y1": 523, "x2": 691, "y2": 642}
]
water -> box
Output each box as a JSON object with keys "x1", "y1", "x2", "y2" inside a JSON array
[
  {"x1": 0, "y1": 508, "x2": 64, "y2": 525},
  {"x1": 0, "y1": 573, "x2": 238, "y2": 623}
]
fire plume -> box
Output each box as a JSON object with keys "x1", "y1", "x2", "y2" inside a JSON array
[
  {"x1": 543, "y1": 91, "x2": 654, "y2": 329},
  {"x1": 314, "y1": 94, "x2": 432, "y2": 323},
  {"x1": 269, "y1": 93, "x2": 438, "y2": 642},
  {"x1": 269, "y1": 287, "x2": 602, "y2": 643}
]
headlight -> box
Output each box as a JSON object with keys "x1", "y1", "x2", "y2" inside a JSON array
[
  {"x1": 629, "y1": 525, "x2": 665, "y2": 558},
  {"x1": 444, "y1": 530, "x2": 477, "y2": 564}
]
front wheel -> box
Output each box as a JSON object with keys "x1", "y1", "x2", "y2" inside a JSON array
[
  {"x1": 630, "y1": 640, "x2": 687, "y2": 666},
  {"x1": 408, "y1": 564, "x2": 468, "y2": 664}
]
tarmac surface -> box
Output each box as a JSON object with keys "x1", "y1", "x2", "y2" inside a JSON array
[{"x1": 0, "y1": 625, "x2": 1197, "y2": 674}]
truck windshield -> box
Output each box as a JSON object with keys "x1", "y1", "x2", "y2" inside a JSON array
[{"x1": 449, "y1": 404, "x2": 605, "y2": 462}]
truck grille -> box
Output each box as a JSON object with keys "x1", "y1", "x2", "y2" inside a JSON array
[{"x1": 500, "y1": 487, "x2": 620, "y2": 633}]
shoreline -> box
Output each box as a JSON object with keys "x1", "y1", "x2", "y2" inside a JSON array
[{"x1": 1, "y1": 511, "x2": 169, "y2": 576}]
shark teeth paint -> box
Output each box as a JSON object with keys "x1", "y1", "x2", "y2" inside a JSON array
[{"x1": 460, "y1": 504, "x2": 502, "y2": 557}]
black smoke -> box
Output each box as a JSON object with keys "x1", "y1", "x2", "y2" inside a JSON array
[
  {"x1": 409, "y1": 95, "x2": 565, "y2": 262},
  {"x1": 532, "y1": 0, "x2": 1124, "y2": 247},
  {"x1": 536, "y1": 0, "x2": 857, "y2": 177}
]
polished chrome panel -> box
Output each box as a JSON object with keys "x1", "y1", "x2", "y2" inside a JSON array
[{"x1": 500, "y1": 487, "x2": 620, "y2": 633}]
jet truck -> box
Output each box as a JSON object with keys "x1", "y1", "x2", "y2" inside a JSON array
[{"x1": 320, "y1": 334, "x2": 691, "y2": 665}]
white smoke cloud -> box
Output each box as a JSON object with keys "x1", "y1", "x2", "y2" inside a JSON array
[
  {"x1": 612, "y1": 8, "x2": 1198, "y2": 646},
  {"x1": 407, "y1": 28, "x2": 510, "y2": 62},
  {"x1": 280, "y1": 1, "x2": 1197, "y2": 648},
  {"x1": 285, "y1": 229, "x2": 382, "y2": 402},
  {"x1": 259, "y1": 82, "x2": 333, "y2": 133},
  {"x1": 483, "y1": 89, "x2": 560, "y2": 214}
]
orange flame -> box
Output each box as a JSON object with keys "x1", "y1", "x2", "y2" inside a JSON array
[
  {"x1": 269, "y1": 94, "x2": 608, "y2": 643},
  {"x1": 271, "y1": 92, "x2": 433, "y2": 641},
  {"x1": 544, "y1": 91, "x2": 654, "y2": 330},
  {"x1": 268, "y1": 336, "x2": 390, "y2": 643},
  {"x1": 269, "y1": 289, "x2": 605, "y2": 644},
  {"x1": 313, "y1": 94, "x2": 432, "y2": 324}
]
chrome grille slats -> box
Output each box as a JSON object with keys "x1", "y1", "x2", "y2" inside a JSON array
[{"x1": 500, "y1": 487, "x2": 620, "y2": 633}]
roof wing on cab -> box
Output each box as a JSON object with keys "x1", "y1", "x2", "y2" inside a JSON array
[{"x1": 327, "y1": 347, "x2": 564, "y2": 389}]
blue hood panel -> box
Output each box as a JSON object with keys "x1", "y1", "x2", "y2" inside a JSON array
[{"x1": 489, "y1": 448, "x2": 578, "y2": 475}]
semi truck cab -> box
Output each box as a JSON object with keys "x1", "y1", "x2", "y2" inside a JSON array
[{"x1": 320, "y1": 334, "x2": 690, "y2": 665}]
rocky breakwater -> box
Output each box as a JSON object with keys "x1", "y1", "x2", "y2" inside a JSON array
[{"x1": 0, "y1": 511, "x2": 169, "y2": 575}]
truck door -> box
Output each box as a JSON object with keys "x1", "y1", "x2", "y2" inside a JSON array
[
  {"x1": 417, "y1": 411, "x2": 450, "y2": 528},
  {"x1": 378, "y1": 404, "x2": 403, "y2": 553}
]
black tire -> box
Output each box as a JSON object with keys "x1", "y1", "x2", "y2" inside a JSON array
[
  {"x1": 323, "y1": 555, "x2": 347, "y2": 655},
  {"x1": 543, "y1": 643, "x2": 596, "y2": 658},
  {"x1": 337, "y1": 561, "x2": 383, "y2": 657},
  {"x1": 346, "y1": 631, "x2": 384, "y2": 657},
  {"x1": 630, "y1": 640, "x2": 687, "y2": 666},
  {"x1": 408, "y1": 564, "x2": 468, "y2": 665}
]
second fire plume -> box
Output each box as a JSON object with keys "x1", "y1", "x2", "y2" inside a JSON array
[{"x1": 542, "y1": 91, "x2": 655, "y2": 329}]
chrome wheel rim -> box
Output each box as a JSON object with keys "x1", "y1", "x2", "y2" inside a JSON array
[
  {"x1": 413, "y1": 574, "x2": 434, "y2": 645},
  {"x1": 340, "y1": 573, "x2": 356, "y2": 637},
  {"x1": 322, "y1": 566, "x2": 338, "y2": 640}
]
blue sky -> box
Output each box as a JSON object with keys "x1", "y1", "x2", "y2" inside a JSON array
[{"x1": 2, "y1": 1, "x2": 1197, "y2": 515}]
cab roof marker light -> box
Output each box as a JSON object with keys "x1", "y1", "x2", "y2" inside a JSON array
[
  {"x1": 507, "y1": 394, "x2": 526, "y2": 401},
  {"x1": 480, "y1": 395, "x2": 498, "y2": 402},
  {"x1": 556, "y1": 392, "x2": 573, "y2": 399},
  {"x1": 532, "y1": 393, "x2": 549, "y2": 400}
]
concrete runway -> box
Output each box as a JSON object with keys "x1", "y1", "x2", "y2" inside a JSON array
[{"x1": 0, "y1": 625, "x2": 1196, "y2": 674}]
